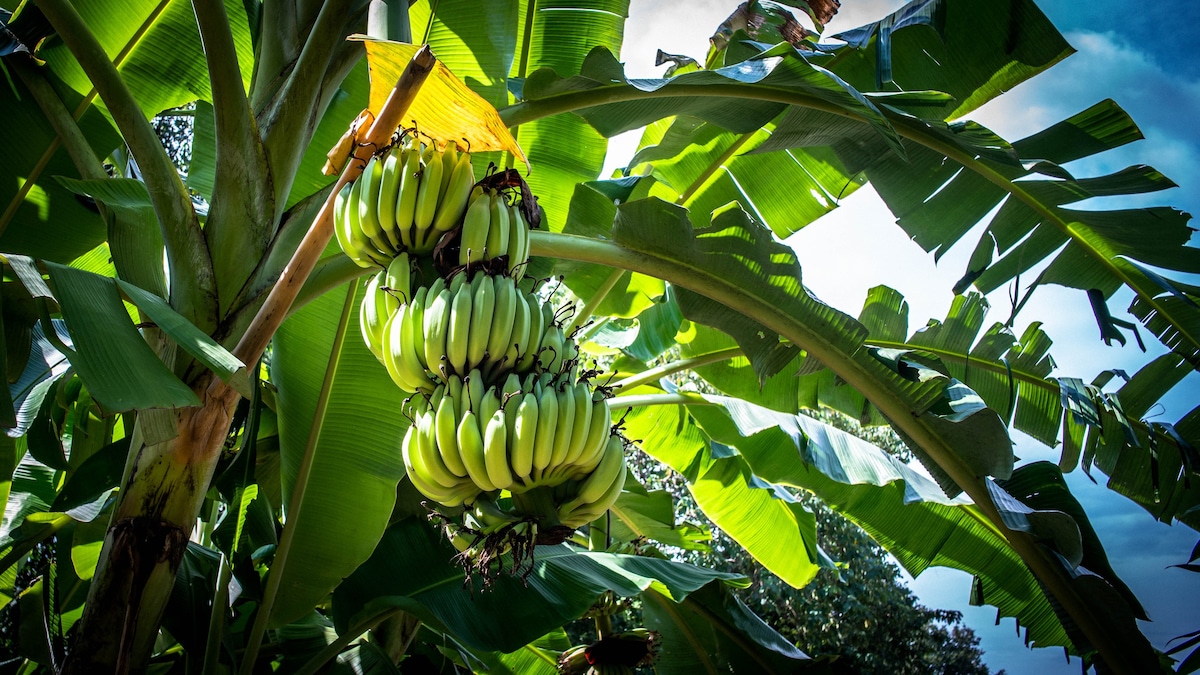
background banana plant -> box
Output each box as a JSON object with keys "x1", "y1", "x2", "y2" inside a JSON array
[{"x1": 0, "y1": 0, "x2": 1195, "y2": 673}]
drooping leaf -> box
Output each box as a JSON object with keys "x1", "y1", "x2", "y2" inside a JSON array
[
  {"x1": 332, "y1": 516, "x2": 748, "y2": 653},
  {"x1": 623, "y1": 401, "x2": 820, "y2": 589},
  {"x1": 41, "y1": 262, "x2": 199, "y2": 411},
  {"x1": 685, "y1": 396, "x2": 1073, "y2": 650}
]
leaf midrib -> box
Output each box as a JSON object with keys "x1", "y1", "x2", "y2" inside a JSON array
[{"x1": 502, "y1": 79, "x2": 1200, "y2": 369}]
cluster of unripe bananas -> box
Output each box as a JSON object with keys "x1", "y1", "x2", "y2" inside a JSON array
[
  {"x1": 333, "y1": 132, "x2": 628, "y2": 566},
  {"x1": 400, "y1": 369, "x2": 625, "y2": 528}
]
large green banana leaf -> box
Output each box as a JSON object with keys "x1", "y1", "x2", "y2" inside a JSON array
[
  {"x1": 267, "y1": 279, "x2": 409, "y2": 626},
  {"x1": 0, "y1": 0, "x2": 253, "y2": 262},
  {"x1": 857, "y1": 284, "x2": 1200, "y2": 530},
  {"x1": 500, "y1": 11, "x2": 1198, "y2": 378},
  {"x1": 685, "y1": 394, "x2": 1151, "y2": 656},
  {"x1": 622, "y1": 398, "x2": 820, "y2": 589},
  {"x1": 330, "y1": 514, "x2": 810, "y2": 671}
]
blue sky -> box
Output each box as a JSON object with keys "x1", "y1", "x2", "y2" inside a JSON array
[{"x1": 607, "y1": 1, "x2": 1200, "y2": 672}]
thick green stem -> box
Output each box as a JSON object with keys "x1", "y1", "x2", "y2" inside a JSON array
[
  {"x1": 528, "y1": 229, "x2": 1144, "y2": 674},
  {"x1": 192, "y1": 0, "x2": 276, "y2": 319},
  {"x1": 567, "y1": 267, "x2": 623, "y2": 336},
  {"x1": 501, "y1": 82, "x2": 1199, "y2": 370},
  {"x1": 8, "y1": 59, "x2": 106, "y2": 181},
  {"x1": 612, "y1": 347, "x2": 744, "y2": 392},
  {"x1": 260, "y1": 0, "x2": 353, "y2": 213},
  {"x1": 610, "y1": 392, "x2": 710, "y2": 408},
  {"x1": 239, "y1": 283, "x2": 357, "y2": 675},
  {"x1": 36, "y1": 0, "x2": 216, "y2": 331}
]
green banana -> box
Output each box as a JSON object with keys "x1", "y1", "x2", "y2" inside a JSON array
[
  {"x1": 396, "y1": 144, "x2": 421, "y2": 250},
  {"x1": 550, "y1": 382, "x2": 575, "y2": 468},
  {"x1": 435, "y1": 395, "x2": 469, "y2": 477},
  {"x1": 468, "y1": 274, "x2": 496, "y2": 367},
  {"x1": 334, "y1": 184, "x2": 369, "y2": 267},
  {"x1": 562, "y1": 457, "x2": 627, "y2": 527},
  {"x1": 538, "y1": 327, "x2": 564, "y2": 373},
  {"x1": 457, "y1": 409, "x2": 496, "y2": 492},
  {"x1": 437, "y1": 142, "x2": 457, "y2": 207},
  {"x1": 511, "y1": 391, "x2": 538, "y2": 480},
  {"x1": 485, "y1": 276, "x2": 517, "y2": 370},
  {"x1": 516, "y1": 291, "x2": 545, "y2": 371},
  {"x1": 485, "y1": 191, "x2": 510, "y2": 260},
  {"x1": 403, "y1": 427, "x2": 480, "y2": 507},
  {"x1": 447, "y1": 280, "x2": 473, "y2": 375},
  {"x1": 358, "y1": 154, "x2": 393, "y2": 255},
  {"x1": 531, "y1": 385, "x2": 559, "y2": 478},
  {"x1": 423, "y1": 288, "x2": 453, "y2": 380},
  {"x1": 466, "y1": 368, "x2": 485, "y2": 416},
  {"x1": 558, "y1": 434, "x2": 626, "y2": 515},
  {"x1": 563, "y1": 382, "x2": 594, "y2": 468},
  {"x1": 346, "y1": 177, "x2": 391, "y2": 266},
  {"x1": 459, "y1": 187, "x2": 491, "y2": 266},
  {"x1": 508, "y1": 202, "x2": 528, "y2": 279},
  {"x1": 483, "y1": 409, "x2": 514, "y2": 490},
  {"x1": 359, "y1": 271, "x2": 391, "y2": 360},
  {"x1": 434, "y1": 150, "x2": 475, "y2": 233},
  {"x1": 378, "y1": 150, "x2": 401, "y2": 247},
  {"x1": 504, "y1": 291, "x2": 531, "y2": 374},
  {"x1": 414, "y1": 144, "x2": 443, "y2": 248},
  {"x1": 414, "y1": 412, "x2": 463, "y2": 489},
  {"x1": 383, "y1": 251, "x2": 411, "y2": 304},
  {"x1": 574, "y1": 397, "x2": 613, "y2": 474}
]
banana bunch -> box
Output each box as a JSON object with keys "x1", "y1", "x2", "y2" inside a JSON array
[
  {"x1": 402, "y1": 368, "x2": 617, "y2": 504},
  {"x1": 458, "y1": 186, "x2": 532, "y2": 279},
  {"x1": 334, "y1": 134, "x2": 476, "y2": 264},
  {"x1": 359, "y1": 253, "x2": 412, "y2": 361},
  {"x1": 381, "y1": 270, "x2": 579, "y2": 390}
]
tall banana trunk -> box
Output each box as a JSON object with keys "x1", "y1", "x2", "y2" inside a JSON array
[{"x1": 62, "y1": 396, "x2": 237, "y2": 673}]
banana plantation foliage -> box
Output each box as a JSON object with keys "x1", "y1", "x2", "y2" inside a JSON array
[{"x1": 0, "y1": 0, "x2": 1196, "y2": 673}]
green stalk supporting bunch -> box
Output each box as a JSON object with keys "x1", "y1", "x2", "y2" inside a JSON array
[{"x1": 333, "y1": 132, "x2": 627, "y2": 570}]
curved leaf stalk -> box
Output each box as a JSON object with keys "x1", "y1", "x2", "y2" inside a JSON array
[
  {"x1": 293, "y1": 607, "x2": 408, "y2": 675},
  {"x1": 191, "y1": 0, "x2": 277, "y2": 319},
  {"x1": 502, "y1": 83, "x2": 1200, "y2": 370},
  {"x1": 0, "y1": 0, "x2": 172, "y2": 234},
  {"x1": 610, "y1": 392, "x2": 713, "y2": 409},
  {"x1": 567, "y1": 267, "x2": 624, "y2": 336},
  {"x1": 37, "y1": 0, "x2": 217, "y2": 331},
  {"x1": 8, "y1": 59, "x2": 107, "y2": 181},
  {"x1": 239, "y1": 283, "x2": 356, "y2": 675},
  {"x1": 612, "y1": 347, "x2": 744, "y2": 392},
  {"x1": 201, "y1": 554, "x2": 232, "y2": 675},
  {"x1": 529, "y1": 229, "x2": 1146, "y2": 673},
  {"x1": 260, "y1": 0, "x2": 354, "y2": 213},
  {"x1": 677, "y1": 132, "x2": 754, "y2": 205}
]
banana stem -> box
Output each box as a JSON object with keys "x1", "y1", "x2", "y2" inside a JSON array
[
  {"x1": 609, "y1": 392, "x2": 712, "y2": 409},
  {"x1": 221, "y1": 45, "x2": 436, "y2": 391},
  {"x1": 611, "y1": 347, "x2": 744, "y2": 392},
  {"x1": 566, "y1": 267, "x2": 624, "y2": 337}
]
